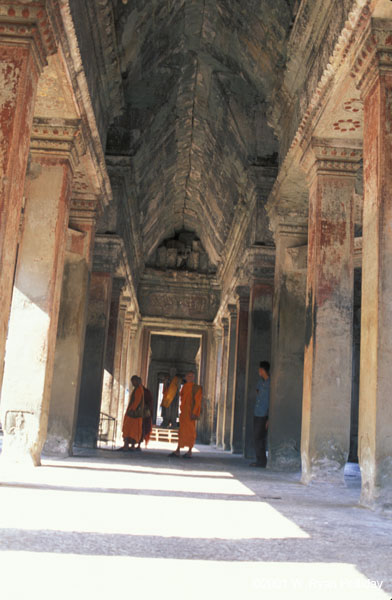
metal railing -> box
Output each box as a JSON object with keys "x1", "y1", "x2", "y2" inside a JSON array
[{"x1": 97, "y1": 412, "x2": 117, "y2": 450}]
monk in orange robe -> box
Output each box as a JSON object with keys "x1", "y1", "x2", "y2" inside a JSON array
[
  {"x1": 169, "y1": 371, "x2": 202, "y2": 458},
  {"x1": 120, "y1": 375, "x2": 144, "y2": 451}
]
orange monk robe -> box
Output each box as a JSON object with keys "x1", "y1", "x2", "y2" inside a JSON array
[
  {"x1": 178, "y1": 382, "x2": 202, "y2": 448},
  {"x1": 122, "y1": 385, "x2": 143, "y2": 443}
]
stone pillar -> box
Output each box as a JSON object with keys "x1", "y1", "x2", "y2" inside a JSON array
[
  {"x1": 114, "y1": 308, "x2": 133, "y2": 427},
  {"x1": 74, "y1": 271, "x2": 112, "y2": 447},
  {"x1": 352, "y1": 21, "x2": 392, "y2": 509},
  {"x1": 44, "y1": 199, "x2": 97, "y2": 456},
  {"x1": 244, "y1": 281, "x2": 273, "y2": 458},
  {"x1": 100, "y1": 279, "x2": 126, "y2": 418},
  {"x1": 210, "y1": 326, "x2": 223, "y2": 445},
  {"x1": 116, "y1": 322, "x2": 139, "y2": 443},
  {"x1": 268, "y1": 222, "x2": 307, "y2": 470},
  {"x1": 0, "y1": 121, "x2": 79, "y2": 465},
  {"x1": 300, "y1": 139, "x2": 361, "y2": 483},
  {"x1": 0, "y1": 6, "x2": 55, "y2": 387},
  {"x1": 216, "y1": 318, "x2": 228, "y2": 448},
  {"x1": 222, "y1": 305, "x2": 237, "y2": 451},
  {"x1": 230, "y1": 286, "x2": 250, "y2": 454}
]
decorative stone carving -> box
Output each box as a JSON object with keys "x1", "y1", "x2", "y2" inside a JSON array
[
  {"x1": 147, "y1": 231, "x2": 217, "y2": 275},
  {"x1": 30, "y1": 117, "x2": 84, "y2": 173},
  {"x1": 140, "y1": 290, "x2": 220, "y2": 322},
  {"x1": 0, "y1": 2, "x2": 56, "y2": 70}
]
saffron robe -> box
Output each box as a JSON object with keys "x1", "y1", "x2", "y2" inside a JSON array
[
  {"x1": 161, "y1": 376, "x2": 181, "y2": 408},
  {"x1": 178, "y1": 382, "x2": 202, "y2": 448},
  {"x1": 122, "y1": 385, "x2": 143, "y2": 443}
]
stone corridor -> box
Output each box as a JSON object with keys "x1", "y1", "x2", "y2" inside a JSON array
[{"x1": 0, "y1": 442, "x2": 391, "y2": 600}]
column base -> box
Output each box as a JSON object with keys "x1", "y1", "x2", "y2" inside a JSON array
[
  {"x1": 360, "y1": 456, "x2": 392, "y2": 513},
  {"x1": 269, "y1": 441, "x2": 301, "y2": 471},
  {"x1": 301, "y1": 451, "x2": 346, "y2": 485},
  {"x1": 43, "y1": 434, "x2": 72, "y2": 458}
]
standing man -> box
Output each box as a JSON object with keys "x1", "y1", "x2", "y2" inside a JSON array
[
  {"x1": 169, "y1": 371, "x2": 202, "y2": 459},
  {"x1": 250, "y1": 361, "x2": 270, "y2": 468}
]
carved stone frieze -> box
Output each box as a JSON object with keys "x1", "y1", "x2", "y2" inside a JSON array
[{"x1": 139, "y1": 287, "x2": 220, "y2": 322}]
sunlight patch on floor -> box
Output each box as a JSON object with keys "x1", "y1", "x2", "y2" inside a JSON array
[
  {"x1": 0, "y1": 485, "x2": 306, "y2": 539},
  {"x1": 0, "y1": 553, "x2": 388, "y2": 600}
]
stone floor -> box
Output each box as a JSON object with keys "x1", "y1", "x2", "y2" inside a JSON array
[{"x1": 0, "y1": 441, "x2": 391, "y2": 600}]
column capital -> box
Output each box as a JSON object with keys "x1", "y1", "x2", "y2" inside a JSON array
[
  {"x1": 240, "y1": 247, "x2": 275, "y2": 285},
  {"x1": 30, "y1": 118, "x2": 84, "y2": 174},
  {"x1": 212, "y1": 320, "x2": 223, "y2": 337},
  {"x1": 0, "y1": 2, "x2": 56, "y2": 72},
  {"x1": 92, "y1": 235, "x2": 123, "y2": 274},
  {"x1": 69, "y1": 196, "x2": 99, "y2": 227},
  {"x1": 221, "y1": 317, "x2": 229, "y2": 334},
  {"x1": 351, "y1": 18, "x2": 392, "y2": 99},
  {"x1": 275, "y1": 220, "x2": 308, "y2": 239},
  {"x1": 124, "y1": 312, "x2": 135, "y2": 328},
  {"x1": 301, "y1": 137, "x2": 362, "y2": 183},
  {"x1": 129, "y1": 324, "x2": 139, "y2": 337},
  {"x1": 227, "y1": 304, "x2": 237, "y2": 319},
  {"x1": 112, "y1": 277, "x2": 126, "y2": 298},
  {"x1": 235, "y1": 285, "x2": 250, "y2": 308}
]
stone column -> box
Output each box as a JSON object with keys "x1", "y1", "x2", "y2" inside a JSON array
[
  {"x1": 0, "y1": 120, "x2": 79, "y2": 465},
  {"x1": 116, "y1": 322, "x2": 139, "y2": 444},
  {"x1": 100, "y1": 279, "x2": 126, "y2": 418},
  {"x1": 352, "y1": 21, "x2": 392, "y2": 509},
  {"x1": 210, "y1": 326, "x2": 223, "y2": 445},
  {"x1": 114, "y1": 308, "x2": 133, "y2": 427},
  {"x1": 230, "y1": 286, "x2": 250, "y2": 454},
  {"x1": 268, "y1": 222, "x2": 307, "y2": 470},
  {"x1": 0, "y1": 6, "x2": 55, "y2": 387},
  {"x1": 216, "y1": 317, "x2": 228, "y2": 448},
  {"x1": 244, "y1": 281, "x2": 274, "y2": 458},
  {"x1": 222, "y1": 305, "x2": 237, "y2": 451},
  {"x1": 74, "y1": 271, "x2": 112, "y2": 447},
  {"x1": 44, "y1": 199, "x2": 97, "y2": 456},
  {"x1": 300, "y1": 139, "x2": 361, "y2": 483}
]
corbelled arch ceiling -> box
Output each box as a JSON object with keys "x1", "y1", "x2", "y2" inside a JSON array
[{"x1": 106, "y1": 0, "x2": 297, "y2": 267}]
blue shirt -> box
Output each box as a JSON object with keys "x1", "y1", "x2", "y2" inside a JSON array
[{"x1": 254, "y1": 377, "x2": 270, "y2": 417}]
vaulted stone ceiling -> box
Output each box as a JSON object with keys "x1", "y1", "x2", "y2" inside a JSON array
[{"x1": 106, "y1": 0, "x2": 297, "y2": 266}]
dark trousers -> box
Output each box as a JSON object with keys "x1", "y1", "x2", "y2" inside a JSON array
[{"x1": 253, "y1": 416, "x2": 268, "y2": 466}]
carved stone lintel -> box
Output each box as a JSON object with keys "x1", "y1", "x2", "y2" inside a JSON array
[{"x1": 0, "y1": 3, "x2": 56, "y2": 71}]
